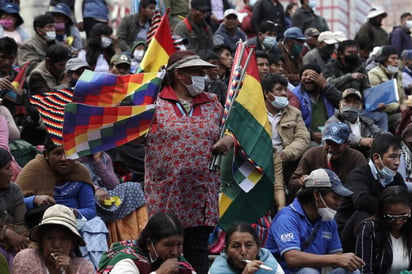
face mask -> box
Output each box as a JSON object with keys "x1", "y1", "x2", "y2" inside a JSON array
[
  {"x1": 44, "y1": 31, "x2": 56, "y2": 41},
  {"x1": 54, "y1": 22, "x2": 66, "y2": 31},
  {"x1": 133, "y1": 50, "x2": 144, "y2": 61},
  {"x1": 378, "y1": 155, "x2": 396, "y2": 184},
  {"x1": 308, "y1": 0, "x2": 316, "y2": 9},
  {"x1": 320, "y1": 45, "x2": 335, "y2": 58},
  {"x1": 386, "y1": 65, "x2": 399, "y2": 75},
  {"x1": 0, "y1": 19, "x2": 14, "y2": 29},
  {"x1": 271, "y1": 96, "x2": 289, "y2": 109},
  {"x1": 249, "y1": 0, "x2": 257, "y2": 7},
  {"x1": 101, "y1": 37, "x2": 112, "y2": 48},
  {"x1": 181, "y1": 75, "x2": 205, "y2": 96},
  {"x1": 293, "y1": 43, "x2": 303, "y2": 55},
  {"x1": 263, "y1": 36, "x2": 277, "y2": 48},
  {"x1": 343, "y1": 54, "x2": 359, "y2": 66},
  {"x1": 317, "y1": 194, "x2": 337, "y2": 222},
  {"x1": 406, "y1": 20, "x2": 412, "y2": 29},
  {"x1": 341, "y1": 105, "x2": 360, "y2": 123}
]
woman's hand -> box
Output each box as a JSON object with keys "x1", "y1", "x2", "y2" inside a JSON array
[
  {"x1": 93, "y1": 152, "x2": 103, "y2": 163},
  {"x1": 242, "y1": 260, "x2": 264, "y2": 274},
  {"x1": 95, "y1": 188, "x2": 110, "y2": 205},
  {"x1": 34, "y1": 195, "x2": 56, "y2": 207},
  {"x1": 156, "y1": 258, "x2": 179, "y2": 274},
  {"x1": 212, "y1": 135, "x2": 234, "y2": 155},
  {"x1": 5, "y1": 228, "x2": 28, "y2": 252},
  {"x1": 51, "y1": 251, "x2": 76, "y2": 274}
]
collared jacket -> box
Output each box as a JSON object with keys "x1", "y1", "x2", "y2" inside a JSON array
[
  {"x1": 277, "y1": 42, "x2": 303, "y2": 86},
  {"x1": 18, "y1": 33, "x2": 49, "y2": 67},
  {"x1": 275, "y1": 105, "x2": 310, "y2": 162},
  {"x1": 356, "y1": 220, "x2": 412, "y2": 274},
  {"x1": 368, "y1": 63, "x2": 406, "y2": 113},
  {"x1": 28, "y1": 60, "x2": 60, "y2": 95},
  {"x1": 291, "y1": 84, "x2": 341, "y2": 130},
  {"x1": 116, "y1": 13, "x2": 151, "y2": 51},
  {"x1": 390, "y1": 25, "x2": 412, "y2": 54},
  {"x1": 213, "y1": 24, "x2": 247, "y2": 52},
  {"x1": 173, "y1": 14, "x2": 213, "y2": 53}
]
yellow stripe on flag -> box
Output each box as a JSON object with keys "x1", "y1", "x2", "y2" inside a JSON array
[
  {"x1": 219, "y1": 193, "x2": 233, "y2": 218},
  {"x1": 139, "y1": 38, "x2": 171, "y2": 73}
]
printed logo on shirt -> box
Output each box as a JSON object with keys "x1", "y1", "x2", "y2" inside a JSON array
[
  {"x1": 321, "y1": 231, "x2": 332, "y2": 240},
  {"x1": 280, "y1": 232, "x2": 294, "y2": 242}
]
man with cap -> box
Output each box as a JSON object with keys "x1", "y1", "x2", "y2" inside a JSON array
[
  {"x1": 251, "y1": 0, "x2": 285, "y2": 37},
  {"x1": 291, "y1": 63, "x2": 341, "y2": 145},
  {"x1": 60, "y1": 56, "x2": 90, "y2": 89},
  {"x1": 0, "y1": 2, "x2": 29, "y2": 45},
  {"x1": 173, "y1": 0, "x2": 213, "y2": 54},
  {"x1": 355, "y1": 7, "x2": 388, "y2": 48},
  {"x1": 389, "y1": 12, "x2": 412, "y2": 55},
  {"x1": 336, "y1": 133, "x2": 409, "y2": 252},
  {"x1": 292, "y1": 0, "x2": 329, "y2": 33},
  {"x1": 47, "y1": 2, "x2": 82, "y2": 50},
  {"x1": 213, "y1": 9, "x2": 247, "y2": 52},
  {"x1": 303, "y1": 31, "x2": 338, "y2": 72},
  {"x1": 116, "y1": 0, "x2": 155, "y2": 52},
  {"x1": 301, "y1": 27, "x2": 320, "y2": 57},
  {"x1": 325, "y1": 88, "x2": 384, "y2": 157},
  {"x1": 288, "y1": 122, "x2": 367, "y2": 199},
  {"x1": 109, "y1": 53, "x2": 131, "y2": 76},
  {"x1": 368, "y1": 45, "x2": 406, "y2": 133},
  {"x1": 265, "y1": 168, "x2": 365, "y2": 274},
  {"x1": 277, "y1": 27, "x2": 307, "y2": 86}
]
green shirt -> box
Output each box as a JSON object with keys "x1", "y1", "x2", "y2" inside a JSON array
[{"x1": 310, "y1": 98, "x2": 328, "y2": 132}]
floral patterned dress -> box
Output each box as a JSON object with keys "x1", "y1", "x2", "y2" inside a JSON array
[{"x1": 145, "y1": 87, "x2": 222, "y2": 228}]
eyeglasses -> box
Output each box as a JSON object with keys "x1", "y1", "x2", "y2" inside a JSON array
[{"x1": 383, "y1": 213, "x2": 411, "y2": 222}]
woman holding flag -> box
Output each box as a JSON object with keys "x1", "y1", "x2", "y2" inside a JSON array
[{"x1": 144, "y1": 50, "x2": 233, "y2": 274}]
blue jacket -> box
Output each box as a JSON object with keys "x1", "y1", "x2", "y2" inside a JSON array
[
  {"x1": 390, "y1": 25, "x2": 412, "y2": 55},
  {"x1": 83, "y1": 0, "x2": 108, "y2": 21},
  {"x1": 291, "y1": 84, "x2": 339, "y2": 130}
]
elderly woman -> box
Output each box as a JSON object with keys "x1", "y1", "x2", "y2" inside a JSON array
[
  {"x1": 12, "y1": 204, "x2": 95, "y2": 273},
  {"x1": 144, "y1": 50, "x2": 233, "y2": 274},
  {"x1": 98, "y1": 212, "x2": 195, "y2": 273},
  {"x1": 0, "y1": 148, "x2": 28, "y2": 270},
  {"x1": 209, "y1": 222, "x2": 284, "y2": 274},
  {"x1": 16, "y1": 136, "x2": 108, "y2": 268}
]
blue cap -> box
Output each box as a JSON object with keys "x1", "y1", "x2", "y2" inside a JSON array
[
  {"x1": 322, "y1": 122, "x2": 350, "y2": 144},
  {"x1": 402, "y1": 49, "x2": 412, "y2": 61},
  {"x1": 49, "y1": 3, "x2": 73, "y2": 24},
  {"x1": 284, "y1": 27, "x2": 306, "y2": 40},
  {"x1": 0, "y1": 2, "x2": 23, "y2": 25},
  {"x1": 304, "y1": 168, "x2": 353, "y2": 197}
]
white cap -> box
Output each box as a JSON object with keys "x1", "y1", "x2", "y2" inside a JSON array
[
  {"x1": 318, "y1": 31, "x2": 338, "y2": 45},
  {"x1": 224, "y1": 9, "x2": 237, "y2": 18},
  {"x1": 367, "y1": 7, "x2": 387, "y2": 19},
  {"x1": 334, "y1": 31, "x2": 347, "y2": 42}
]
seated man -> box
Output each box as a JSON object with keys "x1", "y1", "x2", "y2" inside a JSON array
[
  {"x1": 265, "y1": 168, "x2": 365, "y2": 274},
  {"x1": 262, "y1": 73, "x2": 310, "y2": 210},
  {"x1": 325, "y1": 88, "x2": 384, "y2": 157},
  {"x1": 292, "y1": 63, "x2": 341, "y2": 146},
  {"x1": 336, "y1": 133, "x2": 408, "y2": 252},
  {"x1": 303, "y1": 31, "x2": 337, "y2": 72},
  {"x1": 288, "y1": 122, "x2": 367, "y2": 198}
]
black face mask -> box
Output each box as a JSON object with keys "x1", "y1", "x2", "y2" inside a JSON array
[
  {"x1": 320, "y1": 45, "x2": 335, "y2": 58},
  {"x1": 343, "y1": 54, "x2": 359, "y2": 66},
  {"x1": 341, "y1": 105, "x2": 360, "y2": 123}
]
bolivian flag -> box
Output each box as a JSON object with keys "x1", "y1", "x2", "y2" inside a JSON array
[
  {"x1": 219, "y1": 46, "x2": 274, "y2": 231},
  {"x1": 138, "y1": 9, "x2": 175, "y2": 73}
]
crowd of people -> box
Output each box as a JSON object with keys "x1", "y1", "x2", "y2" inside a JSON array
[{"x1": 0, "y1": 0, "x2": 412, "y2": 273}]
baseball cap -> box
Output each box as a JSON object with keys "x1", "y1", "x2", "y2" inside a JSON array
[
  {"x1": 65, "y1": 57, "x2": 90, "y2": 73},
  {"x1": 110, "y1": 53, "x2": 131, "y2": 66},
  {"x1": 30, "y1": 204, "x2": 86, "y2": 246},
  {"x1": 190, "y1": 0, "x2": 210, "y2": 12},
  {"x1": 167, "y1": 54, "x2": 217, "y2": 71},
  {"x1": 367, "y1": 7, "x2": 387, "y2": 19},
  {"x1": 224, "y1": 9, "x2": 237, "y2": 18},
  {"x1": 342, "y1": 88, "x2": 362, "y2": 100},
  {"x1": 334, "y1": 31, "x2": 347, "y2": 42},
  {"x1": 284, "y1": 27, "x2": 306, "y2": 40},
  {"x1": 318, "y1": 31, "x2": 338, "y2": 45},
  {"x1": 304, "y1": 168, "x2": 353, "y2": 197},
  {"x1": 322, "y1": 122, "x2": 350, "y2": 144},
  {"x1": 304, "y1": 27, "x2": 320, "y2": 38}
]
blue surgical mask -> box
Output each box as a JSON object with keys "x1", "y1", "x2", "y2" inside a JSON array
[
  {"x1": 263, "y1": 36, "x2": 277, "y2": 48},
  {"x1": 293, "y1": 43, "x2": 303, "y2": 55},
  {"x1": 271, "y1": 96, "x2": 289, "y2": 109},
  {"x1": 308, "y1": 0, "x2": 316, "y2": 9},
  {"x1": 379, "y1": 156, "x2": 396, "y2": 184}
]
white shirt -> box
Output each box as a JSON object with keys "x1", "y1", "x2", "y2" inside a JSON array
[
  {"x1": 348, "y1": 118, "x2": 361, "y2": 138},
  {"x1": 390, "y1": 234, "x2": 410, "y2": 274},
  {"x1": 268, "y1": 111, "x2": 283, "y2": 152}
]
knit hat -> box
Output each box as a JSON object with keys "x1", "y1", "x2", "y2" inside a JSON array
[
  {"x1": 375, "y1": 45, "x2": 398, "y2": 63},
  {"x1": 300, "y1": 63, "x2": 322, "y2": 77}
]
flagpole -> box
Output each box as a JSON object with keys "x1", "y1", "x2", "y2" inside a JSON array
[{"x1": 209, "y1": 43, "x2": 254, "y2": 171}]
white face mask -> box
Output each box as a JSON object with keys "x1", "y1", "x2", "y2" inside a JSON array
[
  {"x1": 263, "y1": 36, "x2": 277, "y2": 48},
  {"x1": 406, "y1": 20, "x2": 412, "y2": 29},
  {"x1": 386, "y1": 65, "x2": 399, "y2": 75},
  {"x1": 101, "y1": 37, "x2": 112, "y2": 48},
  {"x1": 308, "y1": 0, "x2": 316, "y2": 9},
  {"x1": 181, "y1": 73, "x2": 205, "y2": 97},
  {"x1": 270, "y1": 96, "x2": 289, "y2": 109},
  {"x1": 317, "y1": 194, "x2": 337, "y2": 221},
  {"x1": 133, "y1": 50, "x2": 144, "y2": 61},
  {"x1": 45, "y1": 31, "x2": 56, "y2": 41}
]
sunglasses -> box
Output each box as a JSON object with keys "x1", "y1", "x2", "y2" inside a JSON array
[{"x1": 384, "y1": 213, "x2": 411, "y2": 222}]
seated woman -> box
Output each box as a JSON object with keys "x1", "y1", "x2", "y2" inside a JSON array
[
  {"x1": 12, "y1": 204, "x2": 95, "y2": 273},
  {"x1": 209, "y1": 222, "x2": 284, "y2": 274},
  {"x1": 356, "y1": 185, "x2": 412, "y2": 273},
  {"x1": 15, "y1": 136, "x2": 108, "y2": 268},
  {"x1": 98, "y1": 212, "x2": 195, "y2": 274},
  {"x1": 79, "y1": 151, "x2": 147, "y2": 244},
  {"x1": 0, "y1": 148, "x2": 28, "y2": 270}
]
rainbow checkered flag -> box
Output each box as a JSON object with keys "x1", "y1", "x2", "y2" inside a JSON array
[
  {"x1": 62, "y1": 70, "x2": 164, "y2": 159},
  {"x1": 219, "y1": 43, "x2": 274, "y2": 231}
]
